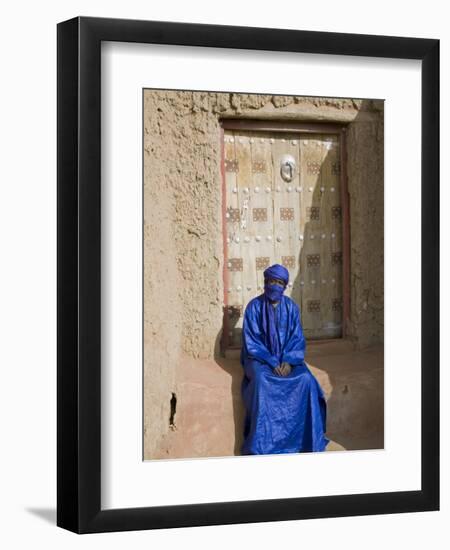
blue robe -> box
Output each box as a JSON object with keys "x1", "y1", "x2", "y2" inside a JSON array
[{"x1": 240, "y1": 294, "x2": 329, "y2": 455}]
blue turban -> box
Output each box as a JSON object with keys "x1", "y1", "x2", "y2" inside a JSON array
[{"x1": 263, "y1": 263, "x2": 289, "y2": 285}]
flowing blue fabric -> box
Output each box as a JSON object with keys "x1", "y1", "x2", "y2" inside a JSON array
[
  {"x1": 240, "y1": 293, "x2": 329, "y2": 455},
  {"x1": 262, "y1": 291, "x2": 281, "y2": 359}
]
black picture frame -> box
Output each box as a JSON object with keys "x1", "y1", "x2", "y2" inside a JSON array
[{"x1": 57, "y1": 16, "x2": 439, "y2": 534}]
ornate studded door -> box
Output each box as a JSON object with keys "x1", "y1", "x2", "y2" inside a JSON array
[{"x1": 222, "y1": 126, "x2": 347, "y2": 348}]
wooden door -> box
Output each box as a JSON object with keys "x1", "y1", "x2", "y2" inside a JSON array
[{"x1": 223, "y1": 128, "x2": 345, "y2": 348}]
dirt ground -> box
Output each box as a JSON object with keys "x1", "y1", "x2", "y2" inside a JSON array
[{"x1": 147, "y1": 339, "x2": 383, "y2": 460}]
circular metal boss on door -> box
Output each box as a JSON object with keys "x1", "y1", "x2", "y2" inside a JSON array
[{"x1": 280, "y1": 154, "x2": 297, "y2": 182}]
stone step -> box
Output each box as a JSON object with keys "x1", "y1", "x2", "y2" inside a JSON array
[
  {"x1": 147, "y1": 346, "x2": 382, "y2": 459},
  {"x1": 326, "y1": 439, "x2": 346, "y2": 451}
]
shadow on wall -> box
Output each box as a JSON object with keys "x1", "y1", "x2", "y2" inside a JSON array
[{"x1": 213, "y1": 331, "x2": 246, "y2": 455}]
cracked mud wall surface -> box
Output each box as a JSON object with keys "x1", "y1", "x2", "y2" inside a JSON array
[{"x1": 143, "y1": 90, "x2": 384, "y2": 458}]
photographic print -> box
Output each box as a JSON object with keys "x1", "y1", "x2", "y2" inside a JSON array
[{"x1": 143, "y1": 89, "x2": 384, "y2": 460}]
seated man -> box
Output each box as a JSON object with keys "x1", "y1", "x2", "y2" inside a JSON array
[{"x1": 240, "y1": 263, "x2": 329, "y2": 455}]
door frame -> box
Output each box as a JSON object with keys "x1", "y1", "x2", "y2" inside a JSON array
[{"x1": 219, "y1": 118, "x2": 351, "y2": 351}]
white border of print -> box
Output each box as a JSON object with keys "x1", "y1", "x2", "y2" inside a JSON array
[{"x1": 101, "y1": 41, "x2": 421, "y2": 510}]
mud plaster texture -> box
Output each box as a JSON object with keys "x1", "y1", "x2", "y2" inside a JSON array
[{"x1": 143, "y1": 90, "x2": 384, "y2": 459}]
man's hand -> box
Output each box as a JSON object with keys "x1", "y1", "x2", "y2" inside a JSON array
[
  {"x1": 274, "y1": 362, "x2": 292, "y2": 377},
  {"x1": 280, "y1": 362, "x2": 292, "y2": 376}
]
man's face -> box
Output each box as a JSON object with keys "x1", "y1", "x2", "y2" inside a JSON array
[{"x1": 267, "y1": 277, "x2": 286, "y2": 288}]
